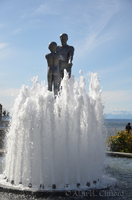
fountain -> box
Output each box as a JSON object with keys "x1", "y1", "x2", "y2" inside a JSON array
[
  {"x1": 0, "y1": 70, "x2": 108, "y2": 196},
  {"x1": 0, "y1": 33, "x2": 111, "y2": 197}
]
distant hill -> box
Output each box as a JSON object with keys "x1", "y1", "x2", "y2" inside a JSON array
[{"x1": 105, "y1": 110, "x2": 132, "y2": 119}]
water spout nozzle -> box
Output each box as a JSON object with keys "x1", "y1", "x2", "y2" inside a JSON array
[
  {"x1": 40, "y1": 184, "x2": 44, "y2": 189},
  {"x1": 28, "y1": 183, "x2": 32, "y2": 188},
  {"x1": 77, "y1": 183, "x2": 80, "y2": 187},
  {"x1": 52, "y1": 184, "x2": 56, "y2": 189},
  {"x1": 93, "y1": 180, "x2": 97, "y2": 185},
  {"x1": 65, "y1": 184, "x2": 68, "y2": 188},
  {"x1": 86, "y1": 182, "x2": 90, "y2": 187}
]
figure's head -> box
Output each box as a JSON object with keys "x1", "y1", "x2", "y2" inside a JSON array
[
  {"x1": 48, "y1": 42, "x2": 57, "y2": 52},
  {"x1": 128, "y1": 123, "x2": 131, "y2": 126},
  {"x1": 60, "y1": 33, "x2": 68, "y2": 46}
]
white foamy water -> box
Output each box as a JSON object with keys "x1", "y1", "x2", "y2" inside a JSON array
[{"x1": 3, "y1": 71, "x2": 106, "y2": 190}]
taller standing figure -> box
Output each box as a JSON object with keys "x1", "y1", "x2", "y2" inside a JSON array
[{"x1": 56, "y1": 33, "x2": 74, "y2": 79}]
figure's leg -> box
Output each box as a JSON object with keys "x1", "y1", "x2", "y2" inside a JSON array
[
  {"x1": 57, "y1": 71, "x2": 60, "y2": 91},
  {"x1": 47, "y1": 73, "x2": 52, "y2": 91},
  {"x1": 53, "y1": 75, "x2": 58, "y2": 96},
  {"x1": 58, "y1": 70, "x2": 64, "y2": 91},
  {"x1": 67, "y1": 67, "x2": 71, "y2": 78},
  {"x1": 61, "y1": 70, "x2": 64, "y2": 79},
  {"x1": 60, "y1": 70, "x2": 64, "y2": 80},
  {"x1": 58, "y1": 70, "x2": 61, "y2": 91}
]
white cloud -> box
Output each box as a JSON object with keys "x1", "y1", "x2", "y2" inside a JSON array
[
  {"x1": 33, "y1": 4, "x2": 59, "y2": 15},
  {"x1": 0, "y1": 44, "x2": 18, "y2": 61},
  {"x1": 0, "y1": 43, "x2": 8, "y2": 50},
  {"x1": 0, "y1": 88, "x2": 19, "y2": 97},
  {"x1": 22, "y1": 3, "x2": 59, "y2": 18},
  {"x1": 0, "y1": 48, "x2": 10, "y2": 60},
  {"x1": 0, "y1": 43, "x2": 10, "y2": 60},
  {"x1": 98, "y1": 55, "x2": 132, "y2": 76},
  {"x1": 0, "y1": 88, "x2": 20, "y2": 111},
  {"x1": 102, "y1": 90, "x2": 132, "y2": 113},
  {"x1": 75, "y1": 1, "x2": 121, "y2": 58},
  {"x1": 0, "y1": 23, "x2": 5, "y2": 29},
  {"x1": 12, "y1": 28, "x2": 22, "y2": 35},
  {"x1": 102, "y1": 90, "x2": 132, "y2": 103}
]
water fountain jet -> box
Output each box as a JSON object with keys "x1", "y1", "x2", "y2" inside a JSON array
[{"x1": 0, "y1": 71, "x2": 108, "y2": 196}]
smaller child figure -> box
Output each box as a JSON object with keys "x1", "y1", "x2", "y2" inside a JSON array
[{"x1": 45, "y1": 42, "x2": 60, "y2": 96}]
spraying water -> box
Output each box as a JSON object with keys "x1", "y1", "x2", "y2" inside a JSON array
[{"x1": 3, "y1": 71, "x2": 105, "y2": 190}]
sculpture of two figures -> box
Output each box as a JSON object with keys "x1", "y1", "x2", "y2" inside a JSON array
[{"x1": 45, "y1": 33, "x2": 74, "y2": 96}]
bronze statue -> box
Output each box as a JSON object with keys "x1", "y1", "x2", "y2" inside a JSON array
[
  {"x1": 45, "y1": 42, "x2": 60, "y2": 96},
  {"x1": 56, "y1": 33, "x2": 74, "y2": 79},
  {"x1": 45, "y1": 34, "x2": 74, "y2": 96}
]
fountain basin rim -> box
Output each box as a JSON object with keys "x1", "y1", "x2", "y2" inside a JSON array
[
  {"x1": 1, "y1": 150, "x2": 132, "y2": 158},
  {"x1": 106, "y1": 151, "x2": 132, "y2": 158},
  {"x1": 0, "y1": 183, "x2": 109, "y2": 198},
  {"x1": 0, "y1": 174, "x2": 112, "y2": 197}
]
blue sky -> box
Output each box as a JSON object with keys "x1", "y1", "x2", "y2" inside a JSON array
[{"x1": 0, "y1": 0, "x2": 132, "y2": 114}]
